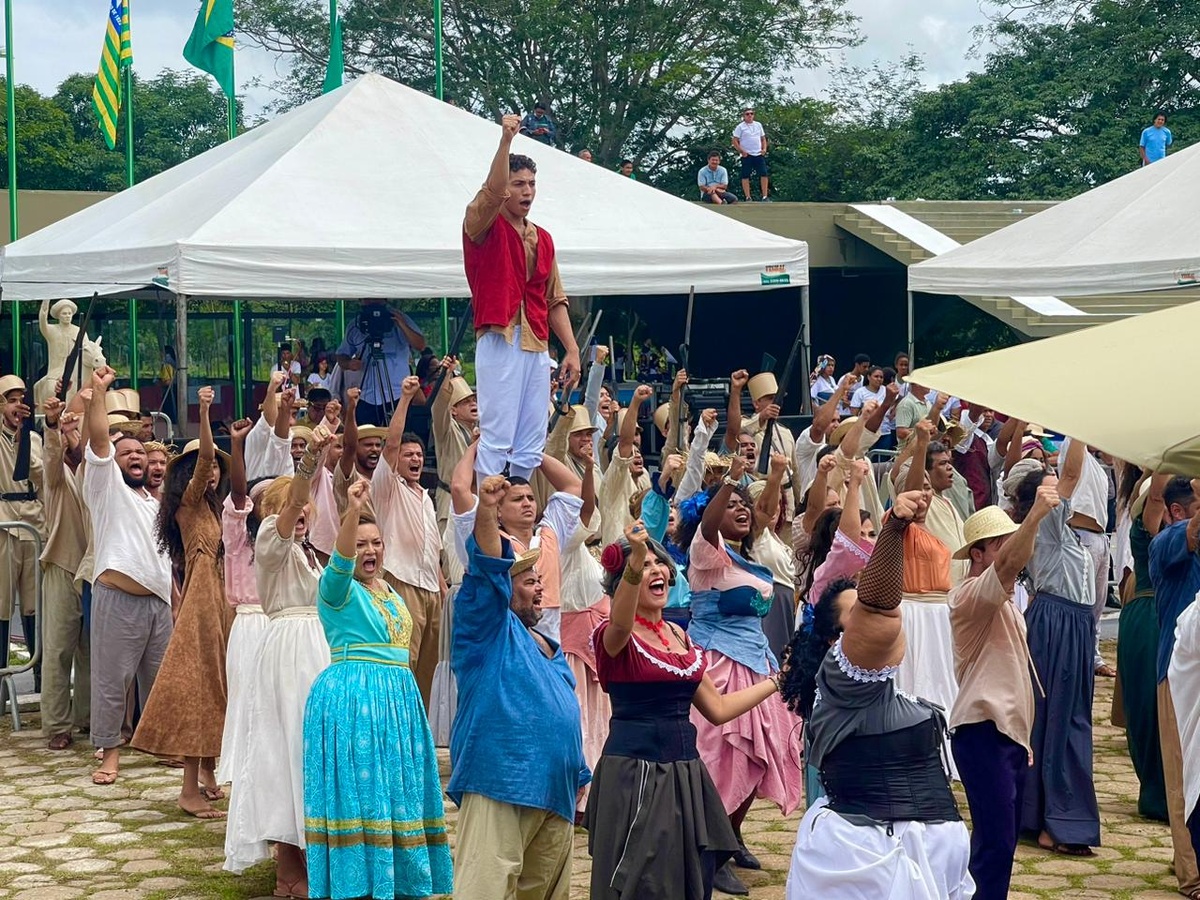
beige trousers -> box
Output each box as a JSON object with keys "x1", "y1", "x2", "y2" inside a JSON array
[
  {"x1": 0, "y1": 530, "x2": 38, "y2": 619},
  {"x1": 387, "y1": 576, "x2": 441, "y2": 713},
  {"x1": 39, "y1": 563, "x2": 89, "y2": 737},
  {"x1": 1158, "y1": 679, "x2": 1200, "y2": 894},
  {"x1": 453, "y1": 792, "x2": 573, "y2": 900}
]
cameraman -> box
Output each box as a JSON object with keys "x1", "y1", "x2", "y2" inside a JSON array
[{"x1": 335, "y1": 301, "x2": 427, "y2": 425}]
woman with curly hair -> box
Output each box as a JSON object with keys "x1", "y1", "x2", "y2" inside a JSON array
[
  {"x1": 132, "y1": 385, "x2": 232, "y2": 819},
  {"x1": 778, "y1": 489, "x2": 973, "y2": 899},
  {"x1": 676, "y1": 454, "x2": 803, "y2": 894},
  {"x1": 587, "y1": 519, "x2": 783, "y2": 900}
]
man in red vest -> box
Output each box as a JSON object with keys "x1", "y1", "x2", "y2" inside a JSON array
[{"x1": 463, "y1": 114, "x2": 580, "y2": 480}]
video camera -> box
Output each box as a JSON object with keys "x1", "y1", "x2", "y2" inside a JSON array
[{"x1": 357, "y1": 302, "x2": 394, "y2": 346}]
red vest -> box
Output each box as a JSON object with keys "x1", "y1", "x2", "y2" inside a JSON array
[{"x1": 463, "y1": 215, "x2": 555, "y2": 341}]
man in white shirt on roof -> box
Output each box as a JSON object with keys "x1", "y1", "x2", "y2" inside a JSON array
[{"x1": 82, "y1": 366, "x2": 173, "y2": 788}]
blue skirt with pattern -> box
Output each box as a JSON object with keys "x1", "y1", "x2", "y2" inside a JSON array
[{"x1": 303, "y1": 660, "x2": 453, "y2": 899}]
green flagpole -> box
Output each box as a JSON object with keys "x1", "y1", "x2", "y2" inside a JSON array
[
  {"x1": 4, "y1": 0, "x2": 21, "y2": 376},
  {"x1": 227, "y1": 52, "x2": 242, "y2": 418},
  {"x1": 434, "y1": 0, "x2": 449, "y2": 351},
  {"x1": 124, "y1": 1, "x2": 139, "y2": 388}
]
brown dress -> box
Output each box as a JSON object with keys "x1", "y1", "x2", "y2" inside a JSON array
[{"x1": 131, "y1": 458, "x2": 233, "y2": 758}]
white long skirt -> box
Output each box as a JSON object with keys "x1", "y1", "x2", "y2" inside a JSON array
[
  {"x1": 216, "y1": 605, "x2": 269, "y2": 784},
  {"x1": 223, "y1": 612, "x2": 330, "y2": 874},
  {"x1": 786, "y1": 797, "x2": 975, "y2": 900},
  {"x1": 1170, "y1": 600, "x2": 1200, "y2": 819},
  {"x1": 896, "y1": 598, "x2": 959, "y2": 780}
]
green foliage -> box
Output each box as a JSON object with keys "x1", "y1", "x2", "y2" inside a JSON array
[
  {"x1": 1, "y1": 70, "x2": 236, "y2": 191},
  {"x1": 236, "y1": 0, "x2": 859, "y2": 171}
]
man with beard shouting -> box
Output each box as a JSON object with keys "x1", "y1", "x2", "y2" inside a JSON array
[{"x1": 83, "y1": 366, "x2": 173, "y2": 786}]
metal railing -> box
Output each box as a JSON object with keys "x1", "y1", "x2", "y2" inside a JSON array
[{"x1": 0, "y1": 521, "x2": 43, "y2": 732}]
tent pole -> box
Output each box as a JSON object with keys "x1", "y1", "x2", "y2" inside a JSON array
[
  {"x1": 231, "y1": 298, "x2": 244, "y2": 420},
  {"x1": 176, "y1": 293, "x2": 190, "y2": 437},
  {"x1": 906, "y1": 290, "x2": 915, "y2": 368},
  {"x1": 335, "y1": 299, "x2": 346, "y2": 342},
  {"x1": 129, "y1": 299, "x2": 139, "y2": 390},
  {"x1": 800, "y1": 285, "x2": 812, "y2": 415}
]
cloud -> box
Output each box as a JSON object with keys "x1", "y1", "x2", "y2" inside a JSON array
[{"x1": 790, "y1": 0, "x2": 994, "y2": 97}]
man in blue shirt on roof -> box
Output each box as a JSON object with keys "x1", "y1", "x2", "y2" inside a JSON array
[
  {"x1": 1140, "y1": 112, "x2": 1173, "y2": 165},
  {"x1": 1148, "y1": 475, "x2": 1200, "y2": 897},
  {"x1": 698, "y1": 149, "x2": 738, "y2": 204},
  {"x1": 448, "y1": 445, "x2": 589, "y2": 900}
]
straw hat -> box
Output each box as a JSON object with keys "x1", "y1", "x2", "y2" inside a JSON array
[
  {"x1": 1024, "y1": 423, "x2": 1049, "y2": 439},
  {"x1": 104, "y1": 391, "x2": 134, "y2": 415},
  {"x1": 357, "y1": 426, "x2": 388, "y2": 442},
  {"x1": 703, "y1": 451, "x2": 729, "y2": 471},
  {"x1": 290, "y1": 425, "x2": 315, "y2": 445},
  {"x1": 953, "y1": 506, "x2": 1019, "y2": 560},
  {"x1": 0, "y1": 375, "x2": 26, "y2": 397},
  {"x1": 510, "y1": 547, "x2": 541, "y2": 576},
  {"x1": 118, "y1": 388, "x2": 142, "y2": 415},
  {"x1": 568, "y1": 405, "x2": 597, "y2": 435},
  {"x1": 828, "y1": 416, "x2": 858, "y2": 446},
  {"x1": 50, "y1": 299, "x2": 77, "y2": 320},
  {"x1": 447, "y1": 377, "x2": 476, "y2": 407},
  {"x1": 165, "y1": 439, "x2": 230, "y2": 477},
  {"x1": 107, "y1": 414, "x2": 142, "y2": 437},
  {"x1": 748, "y1": 372, "x2": 778, "y2": 403},
  {"x1": 653, "y1": 402, "x2": 672, "y2": 433}
]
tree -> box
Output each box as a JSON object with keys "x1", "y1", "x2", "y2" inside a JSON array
[
  {"x1": 0, "y1": 80, "x2": 79, "y2": 190},
  {"x1": 236, "y1": 0, "x2": 859, "y2": 172}
]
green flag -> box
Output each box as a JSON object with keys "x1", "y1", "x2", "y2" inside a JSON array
[
  {"x1": 183, "y1": 0, "x2": 235, "y2": 100},
  {"x1": 322, "y1": 6, "x2": 344, "y2": 94}
]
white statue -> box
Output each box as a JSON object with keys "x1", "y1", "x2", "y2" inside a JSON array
[{"x1": 35, "y1": 298, "x2": 106, "y2": 408}]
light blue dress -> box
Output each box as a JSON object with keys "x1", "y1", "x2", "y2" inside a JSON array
[{"x1": 303, "y1": 550, "x2": 453, "y2": 899}]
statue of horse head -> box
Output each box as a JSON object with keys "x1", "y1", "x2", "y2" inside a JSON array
[{"x1": 82, "y1": 334, "x2": 106, "y2": 372}]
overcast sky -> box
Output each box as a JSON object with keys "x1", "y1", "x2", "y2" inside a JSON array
[{"x1": 8, "y1": 0, "x2": 995, "y2": 117}]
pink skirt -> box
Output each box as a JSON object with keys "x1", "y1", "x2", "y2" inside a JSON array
[
  {"x1": 566, "y1": 651, "x2": 611, "y2": 812},
  {"x1": 690, "y1": 651, "x2": 804, "y2": 816}
]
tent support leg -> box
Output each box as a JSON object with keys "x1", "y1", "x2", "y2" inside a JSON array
[
  {"x1": 176, "y1": 294, "x2": 189, "y2": 438},
  {"x1": 129, "y1": 299, "x2": 139, "y2": 390},
  {"x1": 800, "y1": 285, "x2": 813, "y2": 415},
  {"x1": 232, "y1": 299, "x2": 244, "y2": 420},
  {"x1": 907, "y1": 290, "x2": 915, "y2": 368}
]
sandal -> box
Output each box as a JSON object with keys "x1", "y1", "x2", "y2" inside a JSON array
[
  {"x1": 200, "y1": 785, "x2": 226, "y2": 802},
  {"x1": 273, "y1": 878, "x2": 309, "y2": 899},
  {"x1": 1039, "y1": 837, "x2": 1093, "y2": 856},
  {"x1": 1095, "y1": 664, "x2": 1117, "y2": 678},
  {"x1": 91, "y1": 768, "x2": 119, "y2": 786},
  {"x1": 48, "y1": 733, "x2": 73, "y2": 751}
]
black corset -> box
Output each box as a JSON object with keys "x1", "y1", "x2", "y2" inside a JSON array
[
  {"x1": 603, "y1": 681, "x2": 700, "y2": 763},
  {"x1": 822, "y1": 719, "x2": 960, "y2": 824}
]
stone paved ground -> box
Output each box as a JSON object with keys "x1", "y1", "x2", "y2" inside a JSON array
[{"x1": 0, "y1": 639, "x2": 1186, "y2": 899}]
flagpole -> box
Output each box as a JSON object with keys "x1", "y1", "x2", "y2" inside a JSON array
[
  {"x1": 124, "y1": 0, "x2": 139, "y2": 388},
  {"x1": 227, "y1": 53, "x2": 242, "y2": 418},
  {"x1": 434, "y1": 0, "x2": 449, "y2": 351},
  {"x1": 4, "y1": 0, "x2": 21, "y2": 377}
]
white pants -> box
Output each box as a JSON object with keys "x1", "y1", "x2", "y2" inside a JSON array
[{"x1": 474, "y1": 328, "x2": 551, "y2": 480}]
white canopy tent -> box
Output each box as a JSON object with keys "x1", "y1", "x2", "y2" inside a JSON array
[
  {"x1": 908, "y1": 143, "x2": 1200, "y2": 298},
  {"x1": 0, "y1": 74, "x2": 807, "y2": 301}
]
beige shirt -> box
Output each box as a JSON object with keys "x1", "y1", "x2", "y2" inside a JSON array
[
  {"x1": 0, "y1": 424, "x2": 45, "y2": 540},
  {"x1": 39, "y1": 426, "x2": 87, "y2": 575},
  {"x1": 949, "y1": 565, "x2": 1036, "y2": 754},
  {"x1": 464, "y1": 183, "x2": 569, "y2": 353},
  {"x1": 371, "y1": 455, "x2": 442, "y2": 593},
  {"x1": 74, "y1": 462, "x2": 96, "y2": 587},
  {"x1": 254, "y1": 514, "x2": 324, "y2": 617},
  {"x1": 924, "y1": 492, "x2": 969, "y2": 586},
  {"x1": 598, "y1": 447, "x2": 652, "y2": 546}
]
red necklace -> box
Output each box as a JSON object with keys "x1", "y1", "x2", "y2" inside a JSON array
[{"x1": 635, "y1": 615, "x2": 671, "y2": 650}]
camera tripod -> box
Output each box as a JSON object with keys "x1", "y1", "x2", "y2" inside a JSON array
[{"x1": 360, "y1": 339, "x2": 398, "y2": 424}]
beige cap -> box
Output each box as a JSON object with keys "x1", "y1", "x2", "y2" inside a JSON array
[
  {"x1": 104, "y1": 391, "x2": 138, "y2": 417},
  {"x1": 748, "y1": 372, "x2": 778, "y2": 402},
  {"x1": 953, "y1": 506, "x2": 1019, "y2": 560},
  {"x1": 828, "y1": 416, "x2": 858, "y2": 447},
  {"x1": 510, "y1": 547, "x2": 541, "y2": 577},
  {"x1": 0, "y1": 375, "x2": 26, "y2": 397},
  {"x1": 118, "y1": 388, "x2": 142, "y2": 414},
  {"x1": 448, "y1": 376, "x2": 476, "y2": 407},
  {"x1": 50, "y1": 299, "x2": 78, "y2": 320},
  {"x1": 653, "y1": 403, "x2": 671, "y2": 433},
  {"x1": 568, "y1": 405, "x2": 597, "y2": 435},
  {"x1": 616, "y1": 409, "x2": 642, "y2": 434},
  {"x1": 357, "y1": 426, "x2": 388, "y2": 442},
  {"x1": 290, "y1": 425, "x2": 315, "y2": 445}
]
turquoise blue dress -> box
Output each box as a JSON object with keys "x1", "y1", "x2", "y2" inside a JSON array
[{"x1": 303, "y1": 550, "x2": 453, "y2": 899}]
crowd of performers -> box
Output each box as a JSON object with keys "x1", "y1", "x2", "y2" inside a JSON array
[{"x1": 3, "y1": 110, "x2": 1199, "y2": 900}]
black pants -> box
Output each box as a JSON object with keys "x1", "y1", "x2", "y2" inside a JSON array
[{"x1": 952, "y1": 721, "x2": 1027, "y2": 900}]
